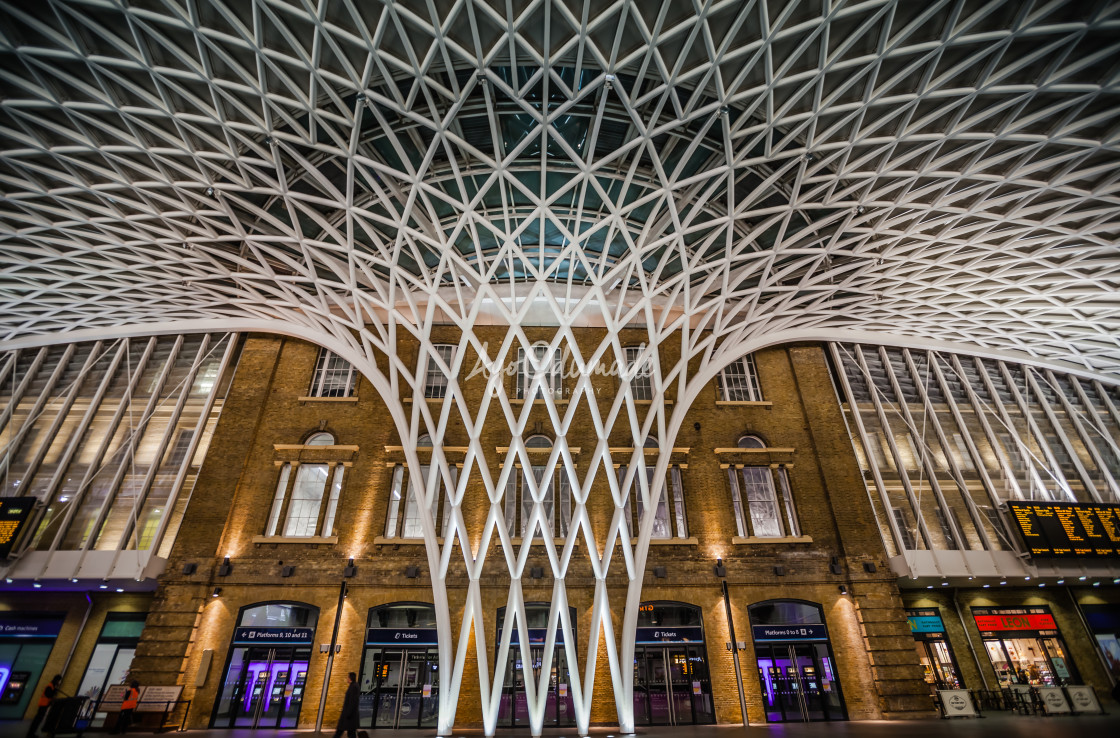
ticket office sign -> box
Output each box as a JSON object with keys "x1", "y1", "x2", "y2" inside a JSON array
[{"x1": 1006, "y1": 501, "x2": 1120, "y2": 558}]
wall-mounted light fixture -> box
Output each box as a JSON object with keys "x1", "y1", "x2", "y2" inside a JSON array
[
  {"x1": 829, "y1": 556, "x2": 843, "y2": 575},
  {"x1": 714, "y1": 558, "x2": 726, "y2": 578},
  {"x1": 281, "y1": 565, "x2": 295, "y2": 577},
  {"x1": 838, "y1": 585, "x2": 849, "y2": 595},
  {"x1": 212, "y1": 587, "x2": 222, "y2": 598},
  {"x1": 530, "y1": 567, "x2": 544, "y2": 579},
  {"x1": 344, "y1": 558, "x2": 357, "y2": 578},
  {"x1": 773, "y1": 566, "x2": 785, "y2": 577},
  {"x1": 405, "y1": 566, "x2": 420, "y2": 579},
  {"x1": 181, "y1": 563, "x2": 197, "y2": 575},
  {"x1": 862, "y1": 562, "x2": 876, "y2": 573},
  {"x1": 653, "y1": 567, "x2": 667, "y2": 579},
  {"x1": 218, "y1": 557, "x2": 232, "y2": 576}
]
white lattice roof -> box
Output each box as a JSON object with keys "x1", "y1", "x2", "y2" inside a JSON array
[{"x1": 1, "y1": 0, "x2": 1118, "y2": 375}]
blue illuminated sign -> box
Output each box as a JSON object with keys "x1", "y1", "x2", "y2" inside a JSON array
[
  {"x1": 751, "y1": 624, "x2": 828, "y2": 642},
  {"x1": 907, "y1": 615, "x2": 946, "y2": 634},
  {"x1": 233, "y1": 627, "x2": 314, "y2": 645},
  {"x1": 365, "y1": 628, "x2": 438, "y2": 646},
  {"x1": 635, "y1": 626, "x2": 705, "y2": 644}
]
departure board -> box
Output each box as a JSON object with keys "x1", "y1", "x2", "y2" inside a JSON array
[
  {"x1": 0, "y1": 498, "x2": 36, "y2": 558},
  {"x1": 1006, "y1": 501, "x2": 1120, "y2": 558}
]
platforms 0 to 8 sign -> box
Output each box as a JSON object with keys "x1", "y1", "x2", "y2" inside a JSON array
[{"x1": 1006, "y1": 501, "x2": 1120, "y2": 558}]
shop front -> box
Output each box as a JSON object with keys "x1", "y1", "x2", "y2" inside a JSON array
[
  {"x1": 211, "y1": 602, "x2": 318, "y2": 729},
  {"x1": 359, "y1": 603, "x2": 439, "y2": 729},
  {"x1": 972, "y1": 606, "x2": 1079, "y2": 687},
  {"x1": 74, "y1": 612, "x2": 147, "y2": 727},
  {"x1": 632, "y1": 602, "x2": 714, "y2": 726},
  {"x1": 0, "y1": 613, "x2": 65, "y2": 720},
  {"x1": 496, "y1": 604, "x2": 576, "y2": 729},
  {"x1": 906, "y1": 609, "x2": 963, "y2": 691},
  {"x1": 750, "y1": 600, "x2": 846, "y2": 723}
]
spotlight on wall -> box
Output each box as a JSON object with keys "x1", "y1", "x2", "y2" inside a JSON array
[
  {"x1": 217, "y1": 557, "x2": 232, "y2": 576},
  {"x1": 829, "y1": 556, "x2": 842, "y2": 575},
  {"x1": 405, "y1": 566, "x2": 420, "y2": 579},
  {"x1": 862, "y1": 562, "x2": 877, "y2": 573},
  {"x1": 838, "y1": 585, "x2": 849, "y2": 595},
  {"x1": 653, "y1": 567, "x2": 667, "y2": 579},
  {"x1": 181, "y1": 563, "x2": 197, "y2": 575},
  {"x1": 693, "y1": 422, "x2": 701, "y2": 431},
  {"x1": 714, "y1": 558, "x2": 726, "y2": 578},
  {"x1": 773, "y1": 566, "x2": 785, "y2": 577},
  {"x1": 530, "y1": 567, "x2": 545, "y2": 579},
  {"x1": 281, "y1": 566, "x2": 295, "y2": 578},
  {"x1": 344, "y1": 558, "x2": 357, "y2": 578},
  {"x1": 212, "y1": 587, "x2": 222, "y2": 598}
]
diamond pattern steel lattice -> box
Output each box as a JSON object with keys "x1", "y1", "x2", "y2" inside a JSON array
[{"x1": 1, "y1": 1, "x2": 1120, "y2": 734}]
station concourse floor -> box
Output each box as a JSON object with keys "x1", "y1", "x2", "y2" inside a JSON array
[{"x1": 5, "y1": 712, "x2": 1120, "y2": 738}]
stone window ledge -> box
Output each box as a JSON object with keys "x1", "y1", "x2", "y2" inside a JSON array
[
  {"x1": 732, "y1": 535, "x2": 813, "y2": 545},
  {"x1": 715, "y1": 400, "x2": 773, "y2": 407},
  {"x1": 297, "y1": 396, "x2": 359, "y2": 403},
  {"x1": 631, "y1": 537, "x2": 699, "y2": 545},
  {"x1": 252, "y1": 535, "x2": 339, "y2": 545},
  {"x1": 374, "y1": 536, "x2": 444, "y2": 545}
]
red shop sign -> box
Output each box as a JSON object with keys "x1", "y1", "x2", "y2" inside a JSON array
[{"x1": 973, "y1": 613, "x2": 1057, "y2": 632}]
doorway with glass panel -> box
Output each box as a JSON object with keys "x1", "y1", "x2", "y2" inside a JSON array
[
  {"x1": 495, "y1": 604, "x2": 576, "y2": 729},
  {"x1": 211, "y1": 602, "x2": 317, "y2": 729},
  {"x1": 360, "y1": 603, "x2": 440, "y2": 729},
  {"x1": 633, "y1": 602, "x2": 715, "y2": 726},
  {"x1": 750, "y1": 600, "x2": 846, "y2": 723}
]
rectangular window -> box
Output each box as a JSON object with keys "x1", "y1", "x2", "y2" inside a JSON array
[
  {"x1": 384, "y1": 465, "x2": 404, "y2": 538},
  {"x1": 516, "y1": 345, "x2": 561, "y2": 400},
  {"x1": 398, "y1": 466, "x2": 455, "y2": 539},
  {"x1": 425, "y1": 345, "x2": 455, "y2": 399},
  {"x1": 265, "y1": 465, "x2": 292, "y2": 537},
  {"x1": 719, "y1": 354, "x2": 762, "y2": 401},
  {"x1": 741, "y1": 466, "x2": 783, "y2": 537},
  {"x1": 284, "y1": 464, "x2": 329, "y2": 536},
  {"x1": 670, "y1": 466, "x2": 688, "y2": 539},
  {"x1": 776, "y1": 466, "x2": 799, "y2": 537},
  {"x1": 309, "y1": 348, "x2": 356, "y2": 397},
  {"x1": 624, "y1": 345, "x2": 653, "y2": 401},
  {"x1": 934, "y1": 507, "x2": 960, "y2": 550},
  {"x1": 321, "y1": 466, "x2": 344, "y2": 537},
  {"x1": 503, "y1": 467, "x2": 518, "y2": 534},
  {"x1": 893, "y1": 506, "x2": 917, "y2": 550},
  {"x1": 727, "y1": 467, "x2": 748, "y2": 538}
]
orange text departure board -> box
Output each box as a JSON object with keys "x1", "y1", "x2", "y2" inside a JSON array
[{"x1": 1006, "y1": 501, "x2": 1120, "y2": 558}]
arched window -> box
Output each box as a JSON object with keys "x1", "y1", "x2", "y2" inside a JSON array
[
  {"x1": 309, "y1": 347, "x2": 356, "y2": 397},
  {"x1": 265, "y1": 432, "x2": 345, "y2": 538},
  {"x1": 516, "y1": 342, "x2": 562, "y2": 401},
  {"x1": 719, "y1": 354, "x2": 762, "y2": 401},
  {"x1": 424, "y1": 345, "x2": 456, "y2": 399},
  {"x1": 726, "y1": 434, "x2": 799, "y2": 538},
  {"x1": 503, "y1": 436, "x2": 572, "y2": 537}
]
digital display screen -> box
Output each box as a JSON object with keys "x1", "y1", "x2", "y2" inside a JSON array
[
  {"x1": 1005, "y1": 501, "x2": 1120, "y2": 558},
  {"x1": 0, "y1": 499, "x2": 35, "y2": 559}
]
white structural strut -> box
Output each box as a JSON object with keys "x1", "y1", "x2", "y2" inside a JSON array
[{"x1": 1, "y1": 0, "x2": 1120, "y2": 733}]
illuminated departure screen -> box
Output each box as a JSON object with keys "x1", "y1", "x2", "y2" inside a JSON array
[
  {"x1": 0, "y1": 499, "x2": 35, "y2": 559},
  {"x1": 1006, "y1": 501, "x2": 1120, "y2": 558}
]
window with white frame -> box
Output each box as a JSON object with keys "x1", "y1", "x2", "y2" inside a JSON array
[
  {"x1": 624, "y1": 345, "x2": 653, "y2": 401},
  {"x1": 726, "y1": 435, "x2": 800, "y2": 538},
  {"x1": 516, "y1": 342, "x2": 562, "y2": 400},
  {"x1": 502, "y1": 436, "x2": 572, "y2": 537},
  {"x1": 718, "y1": 354, "x2": 762, "y2": 401},
  {"x1": 617, "y1": 437, "x2": 688, "y2": 539},
  {"x1": 425, "y1": 345, "x2": 456, "y2": 399},
  {"x1": 384, "y1": 435, "x2": 460, "y2": 539},
  {"x1": 265, "y1": 432, "x2": 345, "y2": 538},
  {"x1": 309, "y1": 348, "x2": 357, "y2": 397}
]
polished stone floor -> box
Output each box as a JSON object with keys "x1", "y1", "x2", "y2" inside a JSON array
[{"x1": 4, "y1": 710, "x2": 1120, "y2": 738}]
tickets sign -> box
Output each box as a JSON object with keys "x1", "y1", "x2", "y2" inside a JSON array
[{"x1": 1006, "y1": 501, "x2": 1120, "y2": 558}]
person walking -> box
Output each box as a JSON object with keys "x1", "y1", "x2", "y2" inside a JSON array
[
  {"x1": 25, "y1": 674, "x2": 62, "y2": 738},
  {"x1": 114, "y1": 681, "x2": 140, "y2": 734},
  {"x1": 332, "y1": 672, "x2": 359, "y2": 738}
]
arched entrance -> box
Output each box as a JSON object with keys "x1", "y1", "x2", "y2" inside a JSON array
[
  {"x1": 749, "y1": 600, "x2": 846, "y2": 722},
  {"x1": 211, "y1": 602, "x2": 319, "y2": 728},
  {"x1": 633, "y1": 601, "x2": 715, "y2": 726},
  {"x1": 359, "y1": 602, "x2": 439, "y2": 729},
  {"x1": 496, "y1": 603, "x2": 576, "y2": 729}
]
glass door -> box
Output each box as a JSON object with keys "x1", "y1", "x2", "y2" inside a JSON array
[
  {"x1": 632, "y1": 646, "x2": 714, "y2": 726},
  {"x1": 757, "y1": 644, "x2": 844, "y2": 722},
  {"x1": 215, "y1": 646, "x2": 309, "y2": 728}
]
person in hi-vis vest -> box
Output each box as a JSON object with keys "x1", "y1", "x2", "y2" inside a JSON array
[
  {"x1": 113, "y1": 681, "x2": 140, "y2": 734},
  {"x1": 25, "y1": 674, "x2": 61, "y2": 738}
]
